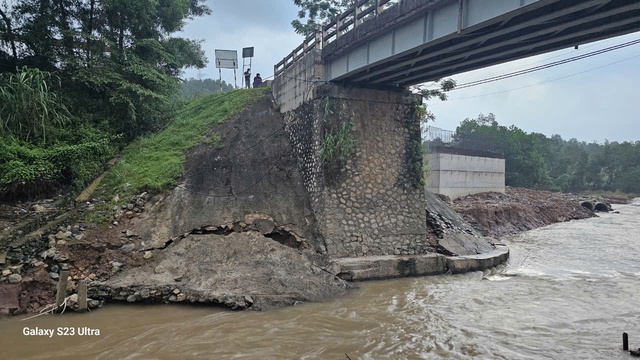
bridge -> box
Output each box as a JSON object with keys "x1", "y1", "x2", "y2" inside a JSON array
[
  {"x1": 269, "y1": 0, "x2": 639, "y2": 263},
  {"x1": 275, "y1": 0, "x2": 640, "y2": 89}
]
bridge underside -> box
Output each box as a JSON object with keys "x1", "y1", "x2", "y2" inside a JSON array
[{"x1": 327, "y1": 0, "x2": 640, "y2": 88}]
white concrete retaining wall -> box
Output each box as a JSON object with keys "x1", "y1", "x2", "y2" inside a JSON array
[
  {"x1": 426, "y1": 152, "x2": 505, "y2": 199},
  {"x1": 272, "y1": 50, "x2": 325, "y2": 113}
]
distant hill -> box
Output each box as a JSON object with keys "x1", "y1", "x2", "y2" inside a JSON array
[{"x1": 180, "y1": 78, "x2": 235, "y2": 97}]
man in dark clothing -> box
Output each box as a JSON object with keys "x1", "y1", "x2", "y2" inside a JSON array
[
  {"x1": 253, "y1": 73, "x2": 262, "y2": 88},
  {"x1": 244, "y1": 68, "x2": 251, "y2": 88}
]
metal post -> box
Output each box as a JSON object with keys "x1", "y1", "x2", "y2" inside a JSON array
[
  {"x1": 458, "y1": 0, "x2": 465, "y2": 33},
  {"x1": 624, "y1": 332, "x2": 629, "y2": 351},
  {"x1": 219, "y1": 68, "x2": 222, "y2": 93}
]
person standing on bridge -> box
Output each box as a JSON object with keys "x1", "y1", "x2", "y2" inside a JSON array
[{"x1": 244, "y1": 68, "x2": 251, "y2": 88}]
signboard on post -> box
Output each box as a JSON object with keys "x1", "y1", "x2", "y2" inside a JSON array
[
  {"x1": 242, "y1": 47, "x2": 254, "y2": 58},
  {"x1": 215, "y1": 49, "x2": 238, "y2": 91},
  {"x1": 215, "y1": 49, "x2": 238, "y2": 69}
]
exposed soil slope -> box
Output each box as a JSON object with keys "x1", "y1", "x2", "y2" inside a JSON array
[
  {"x1": 0, "y1": 92, "x2": 348, "y2": 314},
  {"x1": 451, "y1": 186, "x2": 596, "y2": 238},
  {"x1": 104, "y1": 92, "x2": 348, "y2": 309}
]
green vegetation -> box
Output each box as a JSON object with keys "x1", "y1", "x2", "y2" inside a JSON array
[
  {"x1": 320, "y1": 121, "x2": 356, "y2": 168},
  {"x1": 0, "y1": 0, "x2": 211, "y2": 200},
  {"x1": 0, "y1": 67, "x2": 116, "y2": 199},
  {"x1": 0, "y1": 67, "x2": 71, "y2": 143},
  {"x1": 320, "y1": 97, "x2": 356, "y2": 175},
  {"x1": 442, "y1": 113, "x2": 640, "y2": 195},
  {"x1": 406, "y1": 138, "x2": 426, "y2": 188},
  {"x1": 101, "y1": 88, "x2": 268, "y2": 195},
  {"x1": 291, "y1": 0, "x2": 353, "y2": 35}
]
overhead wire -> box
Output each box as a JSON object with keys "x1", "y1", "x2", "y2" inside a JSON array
[
  {"x1": 415, "y1": 37, "x2": 640, "y2": 92},
  {"x1": 448, "y1": 53, "x2": 640, "y2": 100},
  {"x1": 438, "y1": 36, "x2": 622, "y2": 86},
  {"x1": 453, "y1": 38, "x2": 640, "y2": 90}
]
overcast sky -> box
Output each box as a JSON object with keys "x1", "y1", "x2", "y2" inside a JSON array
[{"x1": 180, "y1": 0, "x2": 640, "y2": 143}]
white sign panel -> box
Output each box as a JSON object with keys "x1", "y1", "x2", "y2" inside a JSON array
[{"x1": 215, "y1": 49, "x2": 238, "y2": 69}]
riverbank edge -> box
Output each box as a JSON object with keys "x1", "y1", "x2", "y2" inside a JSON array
[{"x1": 335, "y1": 244, "x2": 509, "y2": 281}]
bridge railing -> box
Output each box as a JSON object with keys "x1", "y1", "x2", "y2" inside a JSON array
[{"x1": 275, "y1": 0, "x2": 397, "y2": 77}]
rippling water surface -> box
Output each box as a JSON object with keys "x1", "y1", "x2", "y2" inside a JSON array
[{"x1": 1, "y1": 200, "x2": 639, "y2": 359}]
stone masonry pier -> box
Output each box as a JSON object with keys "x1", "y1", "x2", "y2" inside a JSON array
[
  {"x1": 272, "y1": 51, "x2": 508, "y2": 276},
  {"x1": 281, "y1": 83, "x2": 426, "y2": 258}
]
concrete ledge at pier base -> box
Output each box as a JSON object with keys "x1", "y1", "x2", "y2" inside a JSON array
[
  {"x1": 445, "y1": 245, "x2": 509, "y2": 274},
  {"x1": 335, "y1": 245, "x2": 509, "y2": 281},
  {"x1": 335, "y1": 254, "x2": 446, "y2": 281}
]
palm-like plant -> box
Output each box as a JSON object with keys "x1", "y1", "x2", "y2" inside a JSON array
[{"x1": 0, "y1": 66, "x2": 71, "y2": 143}]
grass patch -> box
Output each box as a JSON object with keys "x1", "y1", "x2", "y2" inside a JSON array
[{"x1": 100, "y1": 88, "x2": 268, "y2": 196}]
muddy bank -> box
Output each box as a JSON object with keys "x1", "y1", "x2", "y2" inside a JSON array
[{"x1": 450, "y1": 186, "x2": 597, "y2": 238}]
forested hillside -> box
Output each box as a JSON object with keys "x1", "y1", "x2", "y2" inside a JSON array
[
  {"x1": 441, "y1": 114, "x2": 640, "y2": 194},
  {"x1": 0, "y1": 0, "x2": 210, "y2": 200}
]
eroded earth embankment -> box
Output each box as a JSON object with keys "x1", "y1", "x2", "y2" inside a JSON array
[
  {"x1": 450, "y1": 186, "x2": 598, "y2": 238},
  {"x1": 102, "y1": 93, "x2": 350, "y2": 310}
]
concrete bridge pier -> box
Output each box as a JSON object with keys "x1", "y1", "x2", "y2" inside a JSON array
[{"x1": 275, "y1": 75, "x2": 429, "y2": 258}]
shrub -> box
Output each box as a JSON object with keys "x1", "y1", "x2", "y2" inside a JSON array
[
  {"x1": 0, "y1": 67, "x2": 71, "y2": 143},
  {"x1": 320, "y1": 121, "x2": 355, "y2": 172},
  {"x1": 0, "y1": 132, "x2": 115, "y2": 200}
]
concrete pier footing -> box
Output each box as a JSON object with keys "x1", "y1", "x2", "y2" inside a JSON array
[{"x1": 335, "y1": 245, "x2": 509, "y2": 281}]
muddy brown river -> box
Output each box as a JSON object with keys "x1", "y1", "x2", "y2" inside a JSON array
[{"x1": 1, "y1": 200, "x2": 639, "y2": 359}]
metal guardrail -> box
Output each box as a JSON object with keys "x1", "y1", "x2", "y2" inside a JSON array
[
  {"x1": 274, "y1": 0, "x2": 397, "y2": 77},
  {"x1": 424, "y1": 125, "x2": 455, "y2": 143}
]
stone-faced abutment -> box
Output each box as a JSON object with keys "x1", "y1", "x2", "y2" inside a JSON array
[{"x1": 272, "y1": 51, "x2": 508, "y2": 278}]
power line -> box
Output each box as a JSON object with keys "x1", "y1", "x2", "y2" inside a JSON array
[
  {"x1": 445, "y1": 36, "x2": 621, "y2": 85},
  {"x1": 415, "y1": 37, "x2": 640, "y2": 92},
  {"x1": 448, "y1": 53, "x2": 640, "y2": 100},
  {"x1": 453, "y1": 38, "x2": 640, "y2": 89}
]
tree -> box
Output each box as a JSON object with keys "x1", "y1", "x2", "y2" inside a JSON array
[
  {"x1": 453, "y1": 115, "x2": 549, "y2": 189},
  {"x1": 0, "y1": 0, "x2": 212, "y2": 198},
  {"x1": 413, "y1": 79, "x2": 457, "y2": 124},
  {"x1": 1, "y1": 0, "x2": 211, "y2": 137},
  {"x1": 291, "y1": 0, "x2": 355, "y2": 36}
]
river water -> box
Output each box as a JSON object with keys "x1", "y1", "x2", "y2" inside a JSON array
[{"x1": 1, "y1": 200, "x2": 639, "y2": 359}]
